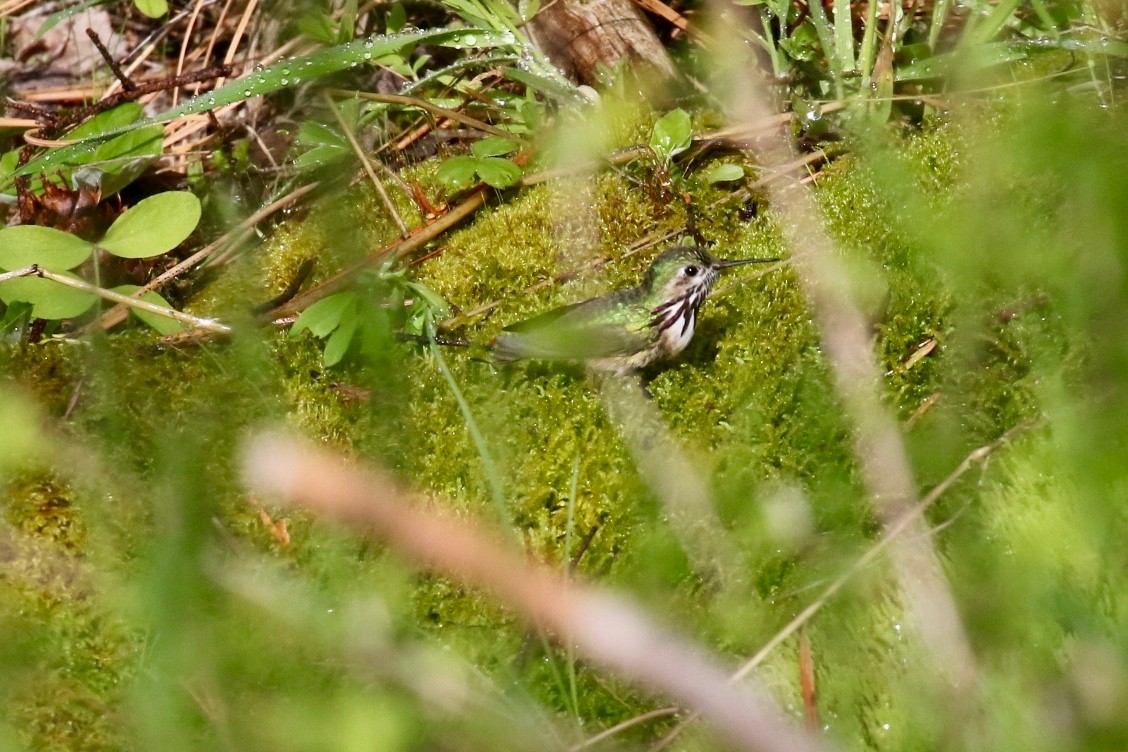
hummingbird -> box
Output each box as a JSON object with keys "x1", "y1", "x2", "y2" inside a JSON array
[{"x1": 492, "y1": 245, "x2": 778, "y2": 375}]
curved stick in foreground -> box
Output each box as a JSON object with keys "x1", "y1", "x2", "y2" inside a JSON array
[{"x1": 242, "y1": 433, "x2": 837, "y2": 752}]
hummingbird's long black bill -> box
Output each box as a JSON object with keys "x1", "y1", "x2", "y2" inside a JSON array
[{"x1": 715, "y1": 256, "x2": 780, "y2": 268}]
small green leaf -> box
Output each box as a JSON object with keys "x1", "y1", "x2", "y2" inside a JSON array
[
  {"x1": 338, "y1": 0, "x2": 358, "y2": 43},
  {"x1": 405, "y1": 281, "x2": 452, "y2": 321},
  {"x1": 100, "y1": 191, "x2": 201, "y2": 259},
  {"x1": 0, "y1": 226, "x2": 94, "y2": 271},
  {"x1": 649, "y1": 108, "x2": 693, "y2": 162},
  {"x1": 296, "y1": 11, "x2": 337, "y2": 44},
  {"x1": 297, "y1": 121, "x2": 348, "y2": 149},
  {"x1": 703, "y1": 163, "x2": 745, "y2": 184},
  {"x1": 518, "y1": 0, "x2": 541, "y2": 20},
  {"x1": 86, "y1": 125, "x2": 165, "y2": 196},
  {"x1": 294, "y1": 122, "x2": 350, "y2": 171},
  {"x1": 502, "y1": 66, "x2": 584, "y2": 102},
  {"x1": 34, "y1": 0, "x2": 108, "y2": 39},
  {"x1": 68, "y1": 103, "x2": 145, "y2": 139},
  {"x1": 294, "y1": 144, "x2": 350, "y2": 172},
  {"x1": 291, "y1": 293, "x2": 356, "y2": 339},
  {"x1": 474, "y1": 157, "x2": 522, "y2": 189},
  {"x1": 111, "y1": 285, "x2": 187, "y2": 335},
  {"x1": 0, "y1": 273, "x2": 98, "y2": 320},
  {"x1": 386, "y1": 2, "x2": 406, "y2": 33},
  {"x1": 471, "y1": 136, "x2": 520, "y2": 158},
  {"x1": 133, "y1": 0, "x2": 168, "y2": 17},
  {"x1": 323, "y1": 308, "x2": 360, "y2": 366},
  {"x1": 437, "y1": 156, "x2": 482, "y2": 190}
]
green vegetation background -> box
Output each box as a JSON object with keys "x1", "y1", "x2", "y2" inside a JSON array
[{"x1": 1, "y1": 93, "x2": 1126, "y2": 752}]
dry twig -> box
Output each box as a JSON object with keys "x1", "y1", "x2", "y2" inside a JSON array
[
  {"x1": 639, "y1": 420, "x2": 1036, "y2": 752},
  {"x1": 242, "y1": 433, "x2": 838, "y2": 752}
]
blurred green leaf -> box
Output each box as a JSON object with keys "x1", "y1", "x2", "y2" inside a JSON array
[
  {"x1": 649, "y1": 108, "x2": 693, "y2": 162},
  {"x1": 0, "y1": 226, "x2": 94, "y2": 271},
  {"x1": 703, "y1": 163, "x2": 745, "y2": 184},
  {"x1": 0, "y1": 272, "x2": 98, "y2": 319},
  {"x1": 474, "y1": 157, "x2": 522, "y2": 188},
  {"x1": 471, "y1": 136, "x2": 519, "y2": 158},
  {"x1": 68, "y1": 103, "x2": 145, "y2": 138},
  {"x1": 111, "y1": 285, "x2": 187, "y2": 335},
  {"x1": 437, "y1": 156, "x2": 482, "y2": 190},
  {"x1": 33, "y1": 0, "x2": 108, "y2": 39},
  {"x1": 0, "y1": 389, "x2": 43, "y2": 476},
  {"x1": 519, "y1": 0, "x2": 541, "y2": 20},
  {"x1": 84, "y1": 124, "x2": 165, "y2": 196},
  {"x1": 291, "y1": 293, "x2": 357, "y2": 339},
  {"x1": 99, "y1": 192, "x2": 202, "y2": 259},
  {"x1": 294, "y1": 144, "x2": 350, "y2": 172},
  {"x1": 294, "y1": 122, "x2": 350, "y2": 171},
  {"x1": 296, "y1": 10, "x2": 337, "y2": 44},
  {"x1": 386, "y1": 2, "x2": 407, "y2": 33},
  {"x1": 296, "y1": 121, "x2": 348, "y2": 149},
  {"x1": 502, "y1": 66, "x2": 584, "y2": 102},
  {"x1": 897, "y1": 41, "x2": 1032, "y2": 80},
  {"x1": 323, "y1": 306, "x2": 361, "y2": 366},
  {"x1": 133, "y1": 0, "x2": 168, "y2": 17},
  {"x1": 0, "y1": 105, "x2": 158, "y2": 199},
  {"x1": 338, "y1": 0, "x2": 358, "y2": 43}
]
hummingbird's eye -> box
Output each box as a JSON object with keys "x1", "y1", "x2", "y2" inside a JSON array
[{"x1": 684, "y1": 265, "x2": 699, "y2": 277}]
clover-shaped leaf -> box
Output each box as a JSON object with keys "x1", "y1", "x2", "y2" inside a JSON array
[{"x1": 474, "y1": 158, "x2": 522, "y2": 189}]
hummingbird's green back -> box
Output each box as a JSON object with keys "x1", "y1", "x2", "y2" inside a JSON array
[{"x1": 493, "y1": 245, "x2": 773, "y2": 375}]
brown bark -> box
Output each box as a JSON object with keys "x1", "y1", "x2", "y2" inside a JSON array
[{"x1": 528, "y1": 0, "x2": 676, "y2": 85}]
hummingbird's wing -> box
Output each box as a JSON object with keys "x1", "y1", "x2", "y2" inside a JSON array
[{"x1": 493, "y1": 297, "x2": 654, "y2": 363}]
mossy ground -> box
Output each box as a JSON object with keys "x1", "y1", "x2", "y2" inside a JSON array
[{"x1": 1, "y1": 99, "x2": 1126, "y2": 752}]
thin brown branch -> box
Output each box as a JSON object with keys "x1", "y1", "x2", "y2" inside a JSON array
[
  {"x1": 325, "y1": 94, "x2": 409, "y2": 238},
  {"x1": 270, "y1": 188, "x2": 490, "y2": 320},
  {"x1": 2, "y1": 266, "x2": 231, "y2": 333},
  {"x1": 85, "y1": 28, "x2": 137, "y2": 92}
]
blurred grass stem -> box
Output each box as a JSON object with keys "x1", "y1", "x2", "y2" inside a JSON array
[{"x1": 242, "y1": 433, "x2": 839, "y2": 752}]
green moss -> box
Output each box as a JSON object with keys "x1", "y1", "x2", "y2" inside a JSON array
[{"x1": 0, "y1": 100, "x2": 1117, "y2": 751}]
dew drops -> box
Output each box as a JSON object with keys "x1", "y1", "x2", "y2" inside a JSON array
[
  {"x1": 363, "y1": 52, "x2": 372, "y2": 60},
  {"x1": 463, "y1": 34, "x2": 477, "y2": 45},
  {"x1": 243, "y1": 90, "x2": 252, "y2": 97},
  {"x1": 280, "y1": 78, "x2": 289, "y2": 86}
]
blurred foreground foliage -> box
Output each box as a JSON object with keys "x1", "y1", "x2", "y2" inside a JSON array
[{"x1": 1, "y1": 67, "x2": 1127, "y2": 752}]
